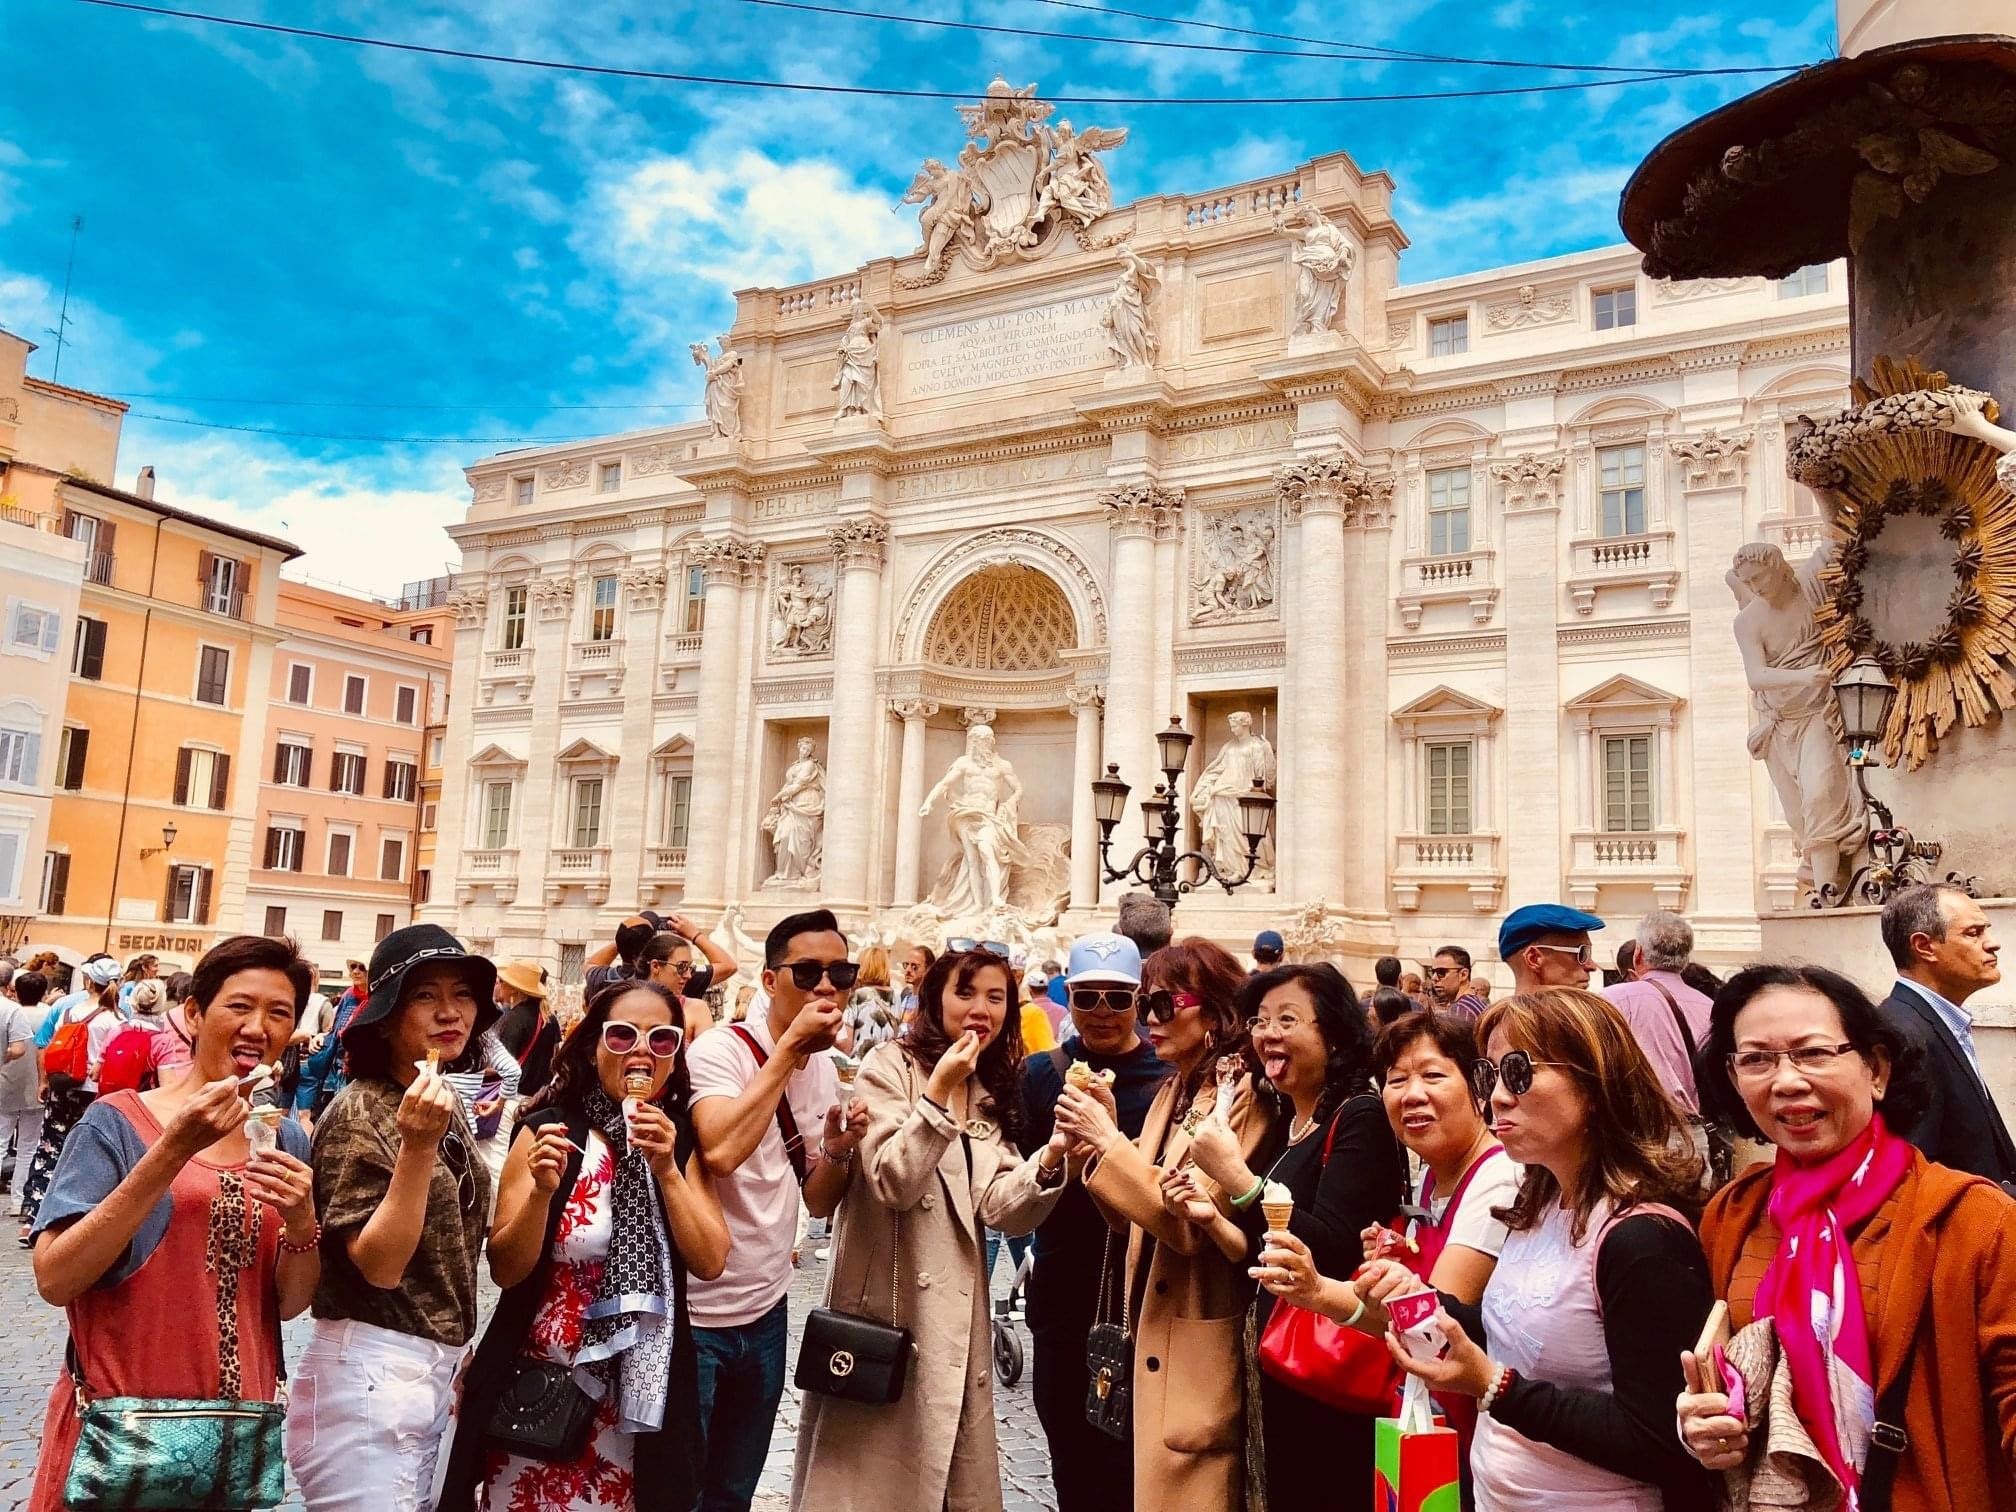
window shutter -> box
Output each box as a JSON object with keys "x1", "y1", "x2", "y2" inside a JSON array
[
  {"x1": 60, "y1": 508, "x2": 76, "y2": 537},
  {"x1": 197, "y1": 549, "x2": 216, "y2": 603},
  {"x1": 162, "y1": 866, "x2": 178, "y2": 922},
  {"x1": 330, "y1": 755, "x2": 342, "y2": 793},
  {"x1": 273, "y1": 744, "x2": 287, "y2": 783},
  {"x1": 173, "y1": 747, "x2": 192, "y2": 806},
  {"x1": 64, "y1": 727, "x2": 88, "y2": 790},
  {"x1": 20, "y1": 732, "x2": 40, "y2": 783},
  {"x1": 47, "y1": 853, "x2": 69, "y2": 913},
  {"x1": 40, "y1": 610, "x2": 60, "y2": 653},
  {"x1": 97, "y1": 520, "x2": 116, "y2": 557},
  {"x1": 211, "y1": 752, "x2": 230, "y2": 810},
  {"x1": 292, "y1": 832, "x2": 305, "y2": 872},
  {"x1": 80, "y1": 618, "x2": 105, "y2": 679},
  {"x1": 196, "y1": 868, "x2": 213, "y2": 924},
  {"x1": 264, "y1": 828, "x2": 280, "y2": 868},
  {"x1": 382, "y1": 761, "x2": 396, "y2": 799},
  {"x1": 228, "y1": 561, "x2": 248, "y2": 620}
]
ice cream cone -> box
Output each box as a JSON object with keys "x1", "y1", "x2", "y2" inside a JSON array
[
  {"x1": 623, "y1": 1068, "x2": 653, "y2": 1098},
  {"x1": 1066, "y1": 1061, "x2": 1094, "y2": 1091},
  {"x1": 835, "y1": 1061, "x2": 858, "y2": 1087},
  {"x1": 1260, "y1": 1200, "x2": 1294, "y2": 1232}
]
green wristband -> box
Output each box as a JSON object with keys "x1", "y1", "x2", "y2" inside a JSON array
[{"x1": 1230, "y1": 1176, "x2": 1266, "y2": 1210}]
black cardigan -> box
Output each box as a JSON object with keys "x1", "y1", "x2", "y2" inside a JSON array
[{"x1": 437, "y1": 1105, "x2": 700, "y2": 1512}]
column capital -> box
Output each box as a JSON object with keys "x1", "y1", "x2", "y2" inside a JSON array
[
  {"x1": 1101, "y1": 481, "x2": 1185, "y2": 538},
  {"x1": 1669, "y1": 428, "x2": 1754, "y2": 491},
  {"x1": 959, "y1": 705, "x2": 997, "y2": 728},
  {"x1": 1066, "y1": 684, "x2": 1106, "y2": 712},
  {"x1": 446, "y1": 586, "x2": 487, "y2": 629},
  {"x1": 829, "y1": 517, "x2": 889, "y2": 570},
  {"x1": 1489, "y1": 451, "x2": 1566, "y2": 512},
  {"x1": 1275, "y1": 452, "x2": 1391, "y2": 522},
  {"x1": 529, "y1": 576, "x2": 575, "y2": 620},
  {"x1": 621, "y1": 565, "x2": 669, "y2": 608},
  {"x1": 890, "y1": 697, "x2": 939, "y2": 722},
  {"x1": 690, "y1": 536, "x2": 767, "y2": 587}
]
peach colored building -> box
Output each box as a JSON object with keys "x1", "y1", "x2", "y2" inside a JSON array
[{"x1": 245, "y1": 581, "x2": 450, "y2": 968}]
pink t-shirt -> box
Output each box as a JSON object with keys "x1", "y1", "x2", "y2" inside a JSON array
[
  {"x1": 685, "y1": 1014, "x2": 840, "y2": 1329},
  {"x1": 1602, "y1": 971, "x2": 1713, "y2": 1115}
]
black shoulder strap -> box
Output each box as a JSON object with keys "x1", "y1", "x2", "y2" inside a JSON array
[
  {"x1": 1645, "y1": 976, "x2": 1700, "y2": 1059},
  {"x1": 1860, "y1": 1348, "x2": 1915, "y2": 1512},
  {"x1": 729, "y1": 1024, "x2": 809, "y2": 1185}
]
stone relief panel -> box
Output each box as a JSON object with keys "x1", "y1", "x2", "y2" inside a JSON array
[
  {"x1": 471, "y1": 478, "x2": 506, "y2": 504},
  {"x1": 541, "y1": 458, "x2": 590, "y2": 491},
  {"x1": 1485, "y1": 284, "x2": 1572, "y2": 331},
  {"x1": 768, "y1": 560, "x2": 836, "y2": 659},
  {"x1": 1189, "y1": 504, "x2": 1280, "y2": 626}
]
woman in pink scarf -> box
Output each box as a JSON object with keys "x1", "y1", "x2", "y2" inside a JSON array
[{"x1": 1678, "y1": 964, "x2": 2016, "y2": 1511}]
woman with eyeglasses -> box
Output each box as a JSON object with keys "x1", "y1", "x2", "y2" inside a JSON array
[
  {"x1": 440, "y1": 980, "x2": 729, "y2": 1511},
  {"x1": 289, "y1": 925, "x2": 499, "y2": 1509},
  {"x1": 1673, "y1": 965, "x2": 2016, "y2": 1511},
  {"x1": 639, "y1": 929, "x2": 719, "y2": 1042},
  {"x1": 1053, "y1": 937, "x2": 1278, "y2": 1512},
  {"x1": 793, "y1": 948, "x2": 1066, "y2": 1512},
  {"x1": 1354, "y1": 988, "x2": 1713, "y2": 1512}
]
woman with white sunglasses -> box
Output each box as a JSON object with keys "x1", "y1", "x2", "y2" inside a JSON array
[{"x1": 440, "y1": 979, "x2": 728, "y2": 1512}]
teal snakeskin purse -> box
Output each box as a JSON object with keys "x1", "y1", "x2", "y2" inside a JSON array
[{"x1": 63, "y1": 1393, "x2": 287, "y2": 1510}]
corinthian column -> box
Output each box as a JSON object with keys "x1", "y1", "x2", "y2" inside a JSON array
[
  {"x1": 682, "y1": 537, "x2": 765, "y2": 907},
  {"x1": 1100, "y1": 482, "x2": 1183, "y2": 882},
  {"x1": 821, "y1": 518, "x2": 890, "y2": 909},
  {"x1": 1067, "y1": 685, "x2": 1106, "y2": 910},
  {"x1": 889, "y1": 698, "x2": 939, "y2": 905}
]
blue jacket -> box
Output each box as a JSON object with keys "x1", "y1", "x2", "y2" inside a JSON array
[{"x1": 293, "y1": 990, "x2": 363, "y2": 1112}]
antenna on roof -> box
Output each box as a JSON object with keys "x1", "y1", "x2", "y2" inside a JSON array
[{"x1": 47, "y1": 215, "x2": 83, "y2": 383}]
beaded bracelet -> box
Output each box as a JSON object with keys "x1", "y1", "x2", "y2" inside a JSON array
[
  {"x1": 1479, "y1": 1365, "x2": 1515, "y2": 1413},
  {"x1": 278, "y1": 1222, "x2": 323, "y2": 1256}
]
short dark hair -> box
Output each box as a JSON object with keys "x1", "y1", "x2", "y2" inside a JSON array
[
  {"x1": 1698, "y1": 963, "x2": 1931, "y2": 1141},
  {"x1": 190, "y1": 935, "x2": 314, "y2": 1015},
  {"x1": 1373, "y1": 1009, "x2": 1481, "y2": 1080},
  {"x1": 1116, "y1": 893, "x2": 1173, "y2": 956},
  {"x1": 639, "y1": 931, "x2": 692, "y2": 969},
  {"x1": 1879, "y1": 882, "x2": 1971, "y2": 970},
  {"x1": 1370, "y1": 987, "x2": 1414, "y2": 1027},
  {"x1": 615, "y1": 918, "x2": 658, "y2": 967},
  {"x1": 13, "y1": 970, "x2": 47, "y2": 1007},
  {"x1": 1239, "y1": 962, "x2": 1379, "y2": 1124},
  {"x1": 1374, "y1": 955, "x2": 1402, "y2": 988},
  {"x1": 1433, "y1": 944, "x2": 1472, "y2": 973},
  {"x1": 765, "y1": 908, "x2": 845, "y2": 970},
  {"x1": 165, "y1": 971, "x2": 194, "y2": 1003}
]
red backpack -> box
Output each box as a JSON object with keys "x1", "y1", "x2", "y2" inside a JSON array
[
  {"x1": 44, "y1": 1004, "x2": 113, "y2": 1086},
  {"x1": 96, "y1": 1024, "x2": 162, "y2": 1094}
]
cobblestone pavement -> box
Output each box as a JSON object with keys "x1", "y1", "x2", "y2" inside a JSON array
[{"x1": 0, "y1": 1209, "x2": 1055, "y2": 1511}]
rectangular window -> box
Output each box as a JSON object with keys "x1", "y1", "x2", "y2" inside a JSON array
[
  {"x1": 1777, "y1": 264, "x2": 1828, "y2": 298},
  {"x1": 65, "y1": 511, "x2": 116, "y2": 585},
  {"x1": 502, "y1": 586, "x2": 528, "y2": 651},
  {"x1": 414, "y1": 868, "x2": 432, "y2": 905},
  {"x1": 1428, "y1": 314, "x2": 1468, "y2": 357},
  {"x1": 327, "y1": 830, "x2": 353, "y2": 877},
  {"x1": 428, "y1": 733, "x2": 444, "y2": 766},
  {"x1": 195, "y1": 645, "x2": 230, "y2": 705},
  {"x1": 0, "y1": 727, "x2": 40, "y2": 787},
  {"x1": 56, "y1": 726, "x2": 88, "y2": 791},
  {"x1": 1424, "y1": 742, "x2": 1473, "y2": 836},
  {"x1": 1602, "y1": 734, "x2": 1654, "y2": 833},
  {"x1": 0, "y1": 831, "x2": 20, "y2": 906},
  {"x1": 41, "y1": 851, "x2": 70, "y2": 914},
  {"x1": 375, "y1": 913, "x2": 396, "y2": 942},
  {"x1": 343, "y1": 675, "x2": 366, "y2": 716},
  {"x1": 421, "y1": 799, "x2": 438, "y2": 830},
  {"x1": 263, "y1": 905, "x2": 287, "y2": 937},
  {"x1": 72, "y1": 617, "x2": 107, "y2": 680},
  {"x1": 1425, "y1": 468, "x2": 1472, "y2": 556},
  {"x1": 7, "y1": 600, "x2": 61, "y2": 657},
  {"x1": 661, "y1": 773, "x2": 692, "y2": 847},
  {"x1": 263, "y1": 824, "x2": 305, "y2": 872},
  {"x1": 273, "y1": 741, "x2": 312, "y2": 787},
  {"x1": 321, "y1": 909, "x2": 343, "y2": 942},
  {"x1": 203, "y1": 554, "x2": 243, "y2": 616},
  {"x1": 482, "y1": 781, "x2": 513, "y2": 849},
  {"x1": 394, "y1": 685, "x2": 418, "y2": 725},
  {"x1": 571, "y1": 777, "x2": 604, "y2": 848},
  {"x1": 589, "y1": 575, "x2": 619, "y2": 642},
  {"x1": 514, "y1": 476, "x2": 534, "y2": 507},
  {"x1": 409, "y1": 624, "x2": 433, "y2": 645},
  {"x1": 287, "y1": 663, "x2": 312, "y2": 704},
  {"x1": 380, "y1": 835, "x2": 405, "y2": 881},
  {"x1": 599, "y1": 461, "x2": 621, "y2": 494},
  {"x1": 384, "y1": 759, "x2": 417, "y2": 803},
  {"x1": 166, "y1": 865, "x2": 212, "y2": 925},
  {"x1": 330, "y1": 750, "x2": 366, "y2": 795},
  {"x1": 173, "y1": 747, "x2": 231, "y2": 810},
  {"x1": 1598, "y1": 445, "x2": 1648, "y2": 537},
  {"x1": 1592, "y1": 285, "x2": 1637, "y2": 330},
  {"x1": 559, "y1": 943, "x2": 585, "y2": 986},
  {"x1": 683, "y1": 566, "x2": 706, "y2": 634}
]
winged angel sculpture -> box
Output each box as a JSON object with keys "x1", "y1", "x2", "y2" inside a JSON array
[{"x1": 898, "y1": 79, "x2": 1129, "y2": 280}]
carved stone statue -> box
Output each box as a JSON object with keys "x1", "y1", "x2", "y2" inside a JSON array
[
  {"x1": 1729, "y1": 542, "x2": 1867, "y2": 898},
  {"x1": 1943, "y1": 389, "x2": 2016, "y2": 489},
  {"x1": 689, "y1": 339, "x2": 743, "y2": 440},
  {"x1": 1192, "y1": 509, "x2": 1277, "y2": 621},
  {"x1": 899, "y1": 151, "x2": 987, "y2": 276},
  {"x1": 832, "y1": 300, "x2": 883, "y2": 421},
  {"x1": 919, "y1": 723, "x2": 1031, "y2": 916},
  {"x1": 1191, "y1": 712, "x2": 1276, "y2": 886},
  {"x1": 1101, "y1": 247, "x2": 1159, "y2": 370},
  {"x1": 1274, "y1": 203, "x2": 1354, "y2": 337},
  {"x1": 769, "y1": 565, "x2": 834, "y2": 657},
  {"x1": 1035, "y1": 120, "x2": 1127, "y2": 229},
  {"x1": 761, "y1": 737, "x2": 826, "y2": 886}
]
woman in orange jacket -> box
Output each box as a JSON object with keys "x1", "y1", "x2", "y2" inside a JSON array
[{"x1": 1675, "y1": 964, "x2": 2016, "y2": 1511}]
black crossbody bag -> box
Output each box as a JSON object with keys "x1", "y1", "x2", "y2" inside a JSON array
[{"x1": 1084, "y1": 1229, "x2": 1132, "y2": 1440}]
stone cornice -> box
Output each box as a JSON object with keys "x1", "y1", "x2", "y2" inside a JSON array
[
  {"x1": 1557, "y1": 617, "x2": 1691, "y2": 648},
  {"x1": 1386, "y1": 631, "x2": 1507, "y2": 661}
]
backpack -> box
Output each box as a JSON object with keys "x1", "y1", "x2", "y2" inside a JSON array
[
  {"x1": 45, "y1": 1004, "x2": 112, "y2": 1088},
  {"x1": 96, "y1": 1024, "x2": 161, "y2": 1095}
]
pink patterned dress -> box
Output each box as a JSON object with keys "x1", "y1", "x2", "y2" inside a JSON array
[{"x1": 478, "y1": 1132, "x2": 636, "y2": 1511}]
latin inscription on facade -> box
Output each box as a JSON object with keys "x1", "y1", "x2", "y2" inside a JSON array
[
  {"x1": 898, "y1": 294, "x2": 1111, "y2": 403},
  {"x1": 1170, "y1": 417, "x2": 1294, "y2": 461},
  {"x1": 891, "y1": 449, "x2": 1102, "y2": 503},
  {"x1": 754, "y1": 487, "x2": 841, "y2": 522}
]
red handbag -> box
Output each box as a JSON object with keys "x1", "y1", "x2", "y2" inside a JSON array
[{"x1": 1255, "y1": 1098, "x2": 1411, "y2": 1414}]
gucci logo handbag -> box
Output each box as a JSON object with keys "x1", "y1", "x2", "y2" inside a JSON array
[
  {"x1": 794, "y1": 1207, "x2": 914, "y2": 1405},
  {"x1": 1084, "y1": 1232, "x2": 1132, "y2": 1441}
]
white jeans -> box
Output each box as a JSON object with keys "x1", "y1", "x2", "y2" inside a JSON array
[
  {"x1": 1, "y1": 1107, "x2": 44, "y2": 1213},
  {"x1": 287, "y1": 1318, "x2": 464, "y2": 1512}
]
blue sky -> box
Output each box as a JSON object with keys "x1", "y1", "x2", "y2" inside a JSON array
[{"x1": 2, "y1": 0, "x2": 1836, "y2": 595}]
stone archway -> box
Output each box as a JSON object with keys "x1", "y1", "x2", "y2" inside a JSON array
[
  {"x1": 894, "y1": 526, "x2": 1106, "y2": 661},
  {"x1": 922, "y1": 564, "x2": 1078, "y2": 672}
]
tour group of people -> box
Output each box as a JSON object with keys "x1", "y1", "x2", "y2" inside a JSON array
[{"x1": 5, "y1": 876, "x2": 2014, "y2": 1512}]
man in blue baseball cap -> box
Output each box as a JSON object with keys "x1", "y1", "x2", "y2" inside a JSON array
[
  {"x1": 1499, "y1": 903, "x2": 1605, "y2": 993},
  {"x1": 1252, "y1": 929, "x2": 1285, "y2": 969}
]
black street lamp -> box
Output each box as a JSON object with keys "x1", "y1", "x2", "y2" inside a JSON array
[
  {"x1": 139, "y1": 822, "x2": 179, "y2": 861},
  {"x1": 1092, "y1": 717, "x2": 1275, "y2": 910}
]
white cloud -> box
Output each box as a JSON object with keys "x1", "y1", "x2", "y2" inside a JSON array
[
  {"x1": 1399, "y1": 156, "x2": 1636, "y2": 277},
  {"x1": 0, "y1": 141, "x2": 30, "y2": 225}
]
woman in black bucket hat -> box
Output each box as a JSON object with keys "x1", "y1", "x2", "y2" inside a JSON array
[{"x1": 286, "y1": 924, "x2": 500, "y2": 1510}]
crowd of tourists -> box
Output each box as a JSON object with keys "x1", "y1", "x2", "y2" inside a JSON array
[{"x1": 2, "y1": 876, "x2": 2012, "y2": 1512}]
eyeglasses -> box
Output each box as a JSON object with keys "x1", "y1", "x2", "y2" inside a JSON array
[
  {"x1": 948, "y1": 939, "x2": 1011, "y2": 958},
  {"x1": 1727, "y1": 1043, "x2": 1859, "y2": 1081},
  {"x1": 1426, "y1": 966, "x2": 1461, "y2": 980},
  {"x1": 1470, "y1": 1050, "x2": 1572, "y2": 1100},
  {"x1": 1245, "y1": 1013, "x2": 1304, "y2": 1037},
  {"x1": 1070, "y1": 987, "x2": 1137, "y2": 1014},
  {"x1": 601, "y1": 1021, "x2": 685, "y2": 1058},
  {"x1": 1138, "y1": 989, "x2": 1202, "y2": 1026},
  {"x1": 779, "y1": 960, "x2": 861, "y2": 991},
  {"x1": 1528, "y1": 943, "x2": 1595, "y2": 967},
  {"x1": 656, "y1": 959, "x2": 696, "y2": 978}
]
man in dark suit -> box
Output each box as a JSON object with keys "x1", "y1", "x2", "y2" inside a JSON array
[{"x1": 1878, "y1": 882, "x2": 2016, "y2": 1189}]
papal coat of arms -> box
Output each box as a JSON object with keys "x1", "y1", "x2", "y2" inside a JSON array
[{"x1": 897, "y1": 78, "x2": 1129, "y2": 285}]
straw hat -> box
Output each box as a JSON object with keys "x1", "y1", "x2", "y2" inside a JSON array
[{"x1": 497, "y1": 959, "x2": 548, "y2": 1000}]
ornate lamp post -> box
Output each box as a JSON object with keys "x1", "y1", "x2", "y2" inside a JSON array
[
  {"x1": 1816, "y1": 656, "x2": 1969, "y2": 906},
  {"x1": 1091, "y1": 717, "x2": 1275, "y2": 910}
]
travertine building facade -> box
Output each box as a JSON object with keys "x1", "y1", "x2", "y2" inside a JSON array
[{"x1": 429, "y1": 98, "x2": 1849, "y2": 982}]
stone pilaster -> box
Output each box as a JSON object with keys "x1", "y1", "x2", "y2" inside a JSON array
[
  {"x1": 682, "y1": 538, "x2": 765, "y2": 907},
  {"x1": 1067, "y1": 685, "x2": 1106, "y2": 910},
  {"x1": 889, "y1": 698, "x2": 939, "y2": 905},
  {"x1": 1343, "y1": 474, "x2": 1396, "y2": 919},
  {"x1": 607, "y1": 564, "x2": 669, "y2": 910},
  {"x1": 517, "y1": 576, "x2": 575, "y2": 906},
  {"x1": 822, "y1": 518, "x2": 890, "y2": 908},
  {"x1": 1100, "y1": 481, "x2": 1183, "y2": 894},
  {"x1": 1490, "y1": 453, "x2": 1568, "y2": 907},
  {"x1": 425, "y1": 585, "x2": 488, "y2": 923}
]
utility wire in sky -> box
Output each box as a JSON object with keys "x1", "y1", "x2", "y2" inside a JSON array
[
  {"x1": 66, "y1": 0, "x2": 1797, "y2": 104},
  {"x1": 107, "y1": 391, "x2": 702, "y2": 411},
  {"x1": 127, "y1": 410, "x2": 602, "y2": 445}
]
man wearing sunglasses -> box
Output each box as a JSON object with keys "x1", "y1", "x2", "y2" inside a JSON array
[
  {"x1": 688, "y1": 909, "x2": 869, "y2": 1512},
  {"x1": 1499, "y1": 902, "x2": 1605, "y2": 995},
  {"x1": 1016, "y1": 932, "x2": 1172, "y2": 1512}
]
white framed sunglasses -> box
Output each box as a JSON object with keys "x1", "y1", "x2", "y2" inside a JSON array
[{"x1": 600, "y1": 1021, "x2": 684, "y2": 1059}]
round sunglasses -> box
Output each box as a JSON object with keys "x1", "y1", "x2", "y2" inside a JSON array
[
  {"x1": 1469, "y1": 1049, "x2": 1572, "y2": 1100},
  {"x1": 601, "y1": 1021, "x2": 685, "y2": 1058}
]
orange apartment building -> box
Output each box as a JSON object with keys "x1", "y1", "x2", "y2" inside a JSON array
[{"x1": 245, "y1": 581, "x2": 451, "y2": 966}]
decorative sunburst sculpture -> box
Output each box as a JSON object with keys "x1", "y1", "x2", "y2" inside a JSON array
[{"x1": 1790, "y1": 357, "x2": 2016, "y2": 769}]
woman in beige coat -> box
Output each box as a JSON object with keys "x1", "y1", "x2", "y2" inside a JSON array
[
  {"x1": 793, "y1": 948, "x2": 1067, "y2": 1512},
  {"x1": 1057, "y1": 938, "x2": 1282, "y2": 1512}
]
